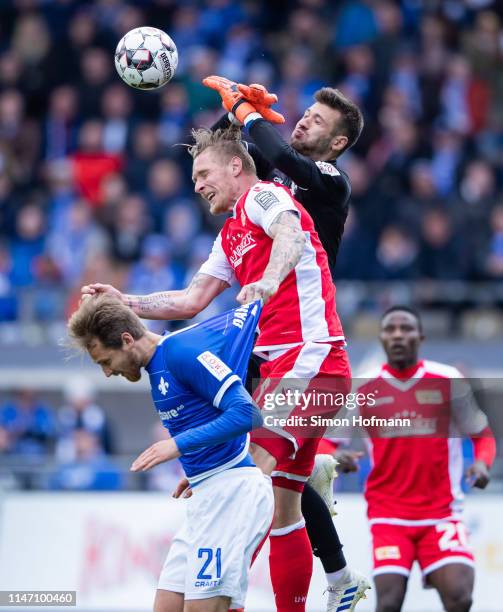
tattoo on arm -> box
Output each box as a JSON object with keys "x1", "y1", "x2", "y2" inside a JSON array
[
  {"x1": 264, "y1": 211, "x2": 306, "y2": 284},
  {"x1": 122, "y1": 291, "x2": 179, "y2": 319},
  {"x1": 122, "y1": 274, "x2": 227, "y2": 320}
]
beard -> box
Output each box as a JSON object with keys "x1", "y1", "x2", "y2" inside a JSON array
[{"x1": 291, "y1": 133, "x2": 333, "y2": 158}]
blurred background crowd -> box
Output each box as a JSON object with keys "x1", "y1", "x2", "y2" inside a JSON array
[
  {"x1": 1, "y1": 0, "x2": 503, "y2": 490},
  {"x1": 1, "y1": 0, "x2": 503, "y2": 325}
]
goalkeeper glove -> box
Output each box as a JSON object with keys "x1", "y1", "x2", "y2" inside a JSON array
[
  {"x1": 202, "y1": 75, "x2": 257, "y2": 124},
  {"x1": 203, "y1": 76, "x2": 285, "y2": 124},
  {"x1": 238, "y1": 83, "x2": 285, "y2": 124}
]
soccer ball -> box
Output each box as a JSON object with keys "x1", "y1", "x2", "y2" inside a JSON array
[{"x1": 114, "y1": 27, "x2": 178, "y2": 90}]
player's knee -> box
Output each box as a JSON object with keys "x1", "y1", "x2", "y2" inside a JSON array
[
  {"x1": 272, "y1": 486, "x2": 302, "y2": 528},
  {"x1": 377, "y1": 598, "x2": 404, "y2": 612},
  {"x1": 376, "y1": 586, "x2": 406, "y2": 612},
  {"x1": 441, "y1": 587, "x2": 473, "y2": 612}
]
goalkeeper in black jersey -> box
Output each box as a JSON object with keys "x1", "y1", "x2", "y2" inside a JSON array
[{"x1": 204, "y1": 77, "x2": 369, "y2": 612}]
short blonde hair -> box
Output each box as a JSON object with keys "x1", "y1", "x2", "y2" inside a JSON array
[{"x1": 189, "y1": 127, "x2": 256, "y2": 174}]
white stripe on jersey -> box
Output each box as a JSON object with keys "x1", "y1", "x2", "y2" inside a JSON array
[
  {"x1": 283, "y1": 341, "x2": 332, "y2": 379},
  {"x1": 295, "y1": 233, "x2": 330, "y2": 342},
  {"x1": 447, "y1": 437, "x2": 464, "y2": 516},
  {"x1": 214, "y1": 374, "x2": 240, "y2": 408}
]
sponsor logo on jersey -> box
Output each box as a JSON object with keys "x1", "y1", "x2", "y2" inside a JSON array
[
  {"x1": 228, "y1": 231, "x2": 256, "y2": 267},
  {"x1": 415, "y1": 390, "x2": 443, "y2": 404},
  {"x1": 374, "y1": 396, "x2": 395, "y2": 406},
  {"x1": 197, "y1": 351, "x2": 232, "y2": 381},
  {"x1": 375, "y1": 545, "x2": 401, "y2": 560},
  {"x1": 158, "y1": 377, "x2": 169, "y2": 396},
  {"x1": 315, "y1": 161, "x2": 340, "y2": 176},
  {"x1": 232, "y1": 304, "x2": 250, "y2": 329},
  {"x1": 158, "y1": 404, "x2": 185, "y2": 421},
  {"x1": 254, "y1": 189, "x2": 280, "y2": 210}
]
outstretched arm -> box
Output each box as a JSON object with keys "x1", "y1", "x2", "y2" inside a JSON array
[{"x1": 81, "y1": 273, "x2": 228, "y2": 320}]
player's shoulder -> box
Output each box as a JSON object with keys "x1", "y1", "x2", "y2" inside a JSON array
[
  {"x1": 245, "y1": 180, "x2": 295, "y2": 209},
  {"x1": 422, "y1": 359, "x2": 464, "y2": 379},
  {"x1": 163, "y1": 324, "x2": 202, "y2": 364},
  {"x1": 314, "y1": 160, "x2": 341, "y2": 178},
  {"x1": 355, "y1": 365, "x2": 385, "y2": 390}
]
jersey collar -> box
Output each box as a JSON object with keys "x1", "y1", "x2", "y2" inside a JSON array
[{"x1": 381, "y1": 360, "x2": 425, "y2": 391}]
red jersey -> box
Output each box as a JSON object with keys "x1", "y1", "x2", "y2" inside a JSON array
[
  {"x1": 199, "y1": 181, "x2": 344, "y2": 351},
  {"x1": 357, "y1": 360, "x2": 488, "y2": 524}
]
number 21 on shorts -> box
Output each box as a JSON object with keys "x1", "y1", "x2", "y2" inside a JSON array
[
  {"x1": 197, "y1": 547, "x2": 222, "y2": 580},
  {"x1": 436, "y1": 522, "x2": 469, "y2": 551}
]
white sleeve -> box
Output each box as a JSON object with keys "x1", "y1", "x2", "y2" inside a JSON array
[
  {"x1": 245, "y1": 183, "x2": 300, "y2": 237},
  {"x1": 450, "y1": 372, "x2": 488, "y2": 436},
  {"x1": 198, "y1": 233, "x2": 235, "y2": 285}
]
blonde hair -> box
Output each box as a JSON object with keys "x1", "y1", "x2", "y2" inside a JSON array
[{"x1": 188, "y1": 127, "x2": 256, "y2": 174}]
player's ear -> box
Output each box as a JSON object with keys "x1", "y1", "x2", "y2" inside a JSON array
[
  {"x1": 230, "y1": 156, "x2": 243, "y2": 176},
  {"x1": 331, "y1": 135, "x2": 348, "y2": 155},
  {"x1": 121, "y1": 332, "x2": 135, "y2": 349}
]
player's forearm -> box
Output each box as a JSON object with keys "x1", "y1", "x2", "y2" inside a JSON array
[
  {"x1": 263, "y1": 225, "x2": 306, "y2": 286},
  {"x1": 174, "y1": 384, "x2": 263, "y2": 453},
  {"x1": 471, "y1": 426, "x2": 497, "y2": 468},
  {"x1": 123, "y1": 290, "x2": 197, "y2": 320}
]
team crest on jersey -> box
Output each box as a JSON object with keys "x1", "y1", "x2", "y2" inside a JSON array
[
  {"x1": 228, "y1": 231, "x2": 257, "y2": 267},
  {"x1": 315, "y1": 161, "x2": 339, "y2": 176},
  {"x1": 254, "y1": 190, "x2": 280, "y2": 210},
  {"x1": 415, "y1": 390, "x2": 443, "y2": 404},
  {"x1": 158, "y1": 377, "x2": 169, "y2": 396},
  {"x1": 197, "y1": 351, "x2": 232, "y2": 381}
]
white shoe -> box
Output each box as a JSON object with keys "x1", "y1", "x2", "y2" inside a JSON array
[
  {"x1": 326, "y1": 570, "x2": 371, "y2": 612},
  {"x1": 307, "y1": 453, "x2": 339, "y2": 516}
]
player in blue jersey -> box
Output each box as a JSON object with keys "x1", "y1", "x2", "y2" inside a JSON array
[{"x1": 67, "y1": 294, "x2": 273, "y2": 612}]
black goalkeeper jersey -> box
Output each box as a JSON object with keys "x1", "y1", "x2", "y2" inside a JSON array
[{"x1": 212, "y1": 115, "x2": 351, "y2": 271}]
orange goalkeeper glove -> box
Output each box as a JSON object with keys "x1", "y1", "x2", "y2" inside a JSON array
[
  {"x1": 238, "y1": 83, "x2": 285, "y2": 124},
  {"x1": 202, "y1": 75, "x2": 257, "y2": 124},
  {"x1": 203, "y1": 76, "x2": 285, "y2": 124}
]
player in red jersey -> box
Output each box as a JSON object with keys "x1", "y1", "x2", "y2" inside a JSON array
[
  {"x1": 354, "y1": 306, "x2": 496, "y2": 612},
  {"x1": 82, "y1": 128, "x2": 369, "y2": 611},
  {"x1": 203, "y1": 77, "x2": 369, "y2": 611}
]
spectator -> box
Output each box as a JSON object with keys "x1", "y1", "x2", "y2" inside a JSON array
[
  {"x1": 9, "y1": 202, "x2": 47, "y2": 288},
  {"x1": 143, "y1": 159, "x2": 187, "y2": 230},
  {"x1": 418, "y1": 208, "x2": 466, "y2": 280},
  {"x1": 106, "y1": 193, "x2": 151, "y2": 264},
  {"x1": 0, "y1": 389, "x2": 56, "y2": 456},
  {"x1": 56, "y1": 377, "x2": 114, "y2": 461},
  {"x1": 48, "y1": 429, "x2": 122, "y2": 491},
  {"x1": 126, "y1": 122, "x2": 162, "y2": 191},
  {"x1": 47, "y1": 198, "x2": 108, "y2": 285},
  {"x1": 72, "y1": 119, "x2": 123, "y2": 208},
  {"x1": 43, "y1": 85, "x2": 79, "y2": 161},
  {"x1": 483, "y1": 205, "x2": 503, "y2": 279},
  {"x1": 372, "y1": 225, "x2": 419, "y2": 280},
  {"x1": 101, "y1": 83, "x2": 133, "y2": 154}
]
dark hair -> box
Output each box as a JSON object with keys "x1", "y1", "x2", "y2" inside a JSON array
[
  {"x1": 188, "y1": 127, "x2": 256, "y2": 174},
  {"x1": 67, "y1": 294, "x2": 146, "y2": 350},
  {"x1": 381, "y1": 305, "x2": 422, "y2": 332},
  {"x1": 314, "y1": 87, "x2": 364, "y2": 154}
]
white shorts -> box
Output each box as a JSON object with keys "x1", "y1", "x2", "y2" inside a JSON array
[{"x1": 158, "y1": 466, "x2": 274, "y2": 608}]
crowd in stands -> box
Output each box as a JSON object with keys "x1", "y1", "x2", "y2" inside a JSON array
[{"x1": 1, "y1": 0, "x2": 503, "y2": 323}]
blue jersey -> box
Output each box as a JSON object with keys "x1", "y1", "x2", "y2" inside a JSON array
[{"x1": 146, "y1": 301, "x2": 262, "y2": 485}]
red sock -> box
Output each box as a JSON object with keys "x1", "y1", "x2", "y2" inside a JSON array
[{"x1": 269, "y1": 520, "x2": 313, "y2": 611}]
